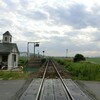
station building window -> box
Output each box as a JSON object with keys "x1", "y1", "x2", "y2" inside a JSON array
[
  {"x1": 5, "y1": 37, "x2": 7, "y2": 41},
  {"x1": 2, "y1": 55, "x2": 8, "y2": 62}
]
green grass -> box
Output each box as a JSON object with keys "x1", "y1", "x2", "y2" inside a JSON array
[
  {"x1": 56, "y1": 58, "x2": 100, "y2": 81},
  {"x1": 18, "y1": 57, "x2": 27, "y2": 66},
  {"x1": 86, "y1": 57, "x2": 100, "y2": 64},
  {"x1": 0, "y1": 56, "x2": 43, "y2": 80},
  {"x1": 0, "y1": 71, "x2": 29, "y2": 80}
]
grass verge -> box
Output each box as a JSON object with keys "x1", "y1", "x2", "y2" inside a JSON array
[
  {"x1": 56, "y1": 58, "x2": 100, "y2": 81},
  {"x1": 0, "y1": 71, "x2": 29, "y2": 80},
  {"x1": 86, "y1": 57, "x2": 100, "y2": 64}
]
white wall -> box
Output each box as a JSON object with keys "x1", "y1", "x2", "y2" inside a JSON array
[
  {"x1": 3, "y1": 35, "x2": 12, "y2": 43},
  {"x1": 16, "y1": 53, "x2": 18, "y2": 67},
  {"x1": 12, "y1": 47, "x2": 19, "y2": 67},
  {"x1": 8, "y1": 53, "x2": 12, "y2": 70},
  {"x1": 8, "y1": 53, "x2": 19, "y2": 70},
  {"x1": 7, "y1": 47, "x2": 19, "y2": 70}
]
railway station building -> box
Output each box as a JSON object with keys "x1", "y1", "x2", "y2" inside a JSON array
[{"x1": 0, "y1": 31, "x2": 19, "y2": 70}]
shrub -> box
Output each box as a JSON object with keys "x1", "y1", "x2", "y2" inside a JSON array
[
  {"x1": 41, "y1": 58, "x2": 46, "y2": 64},
  {"x1": 73, "y1": 54, "x2": 86, "y2": 62},
  {"x1": 18, "y1": 57, "x2": 27, "y2": 66}
]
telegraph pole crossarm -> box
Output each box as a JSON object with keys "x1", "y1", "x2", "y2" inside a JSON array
[{"x1": 27, "y1": 42, "x2": 40, "y2": 61}]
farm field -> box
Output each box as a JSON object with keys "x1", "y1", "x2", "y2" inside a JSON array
[
  {"x1": 56, "y1": 58, "x2": 100, "y2": 81},
  {"x1": 86, "y1": 57, "x2": 100, "y2": 64}
]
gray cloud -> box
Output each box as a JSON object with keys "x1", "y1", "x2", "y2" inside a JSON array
[
  {"x1": 23, "y1": 31, "x2": 36, "y2": 37},
  {"x1": 1, "y1": 0, "x2": 100, "y2": 57},
  {"x1": 3, "y1": 0, "x2": 18, "y2": 12},
  {"x1": 32, "y1": 11, "x2": 48, "y2": 20},
  {"x1": 44, "y1": 4, "x2": 100, "y2": 29},
  {"x1": 91, "y1": 32, "x2": 100, "y2": 42},
  {"x1": 19, "y1": 10, "x2": 48, "y2": 21},
  {"x1": 19, "y1": 0, "x2": 28, "y2": 8},
  {"x1": 0, "y1": 19, "x2": 13, "y2": 27},
  {"x1": 43, "y1": 4, "x2": 88, "y2": 28}
]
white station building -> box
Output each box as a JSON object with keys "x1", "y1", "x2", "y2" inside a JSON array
[{"x1": 0, "y1": 31, "x2": 19, "y2": 70}]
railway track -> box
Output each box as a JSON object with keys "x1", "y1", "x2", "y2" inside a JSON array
[
  {"x1": 36, "y1": 59, "x2": 74, "y2": 100},
  {"x1": 18, "y1": 59, "x2": 91, "y2": 100}
]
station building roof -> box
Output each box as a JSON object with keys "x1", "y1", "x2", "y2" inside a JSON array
[{"x1": 0, "y1": 43, "x2": 19, "y2": 54}]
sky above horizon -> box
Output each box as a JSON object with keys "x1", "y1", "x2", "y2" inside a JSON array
[{"x1": 0, "y1": 0, "x2": 100, "y2": 57}]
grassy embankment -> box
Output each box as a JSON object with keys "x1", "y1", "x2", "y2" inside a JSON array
[
  {"x1": 56, "y1": 58, "x2": 100, "y2": 81},
  {"x1": 0, "y1": 57, "x2": 46, "y2": 80},
  {"x1": 0, "y1": 57, "x2": 29, "y2": 80},
  {"x1": 0, "y1": 71, "x2": 29, "y2": 80}
]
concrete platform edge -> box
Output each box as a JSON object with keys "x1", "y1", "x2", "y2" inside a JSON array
[
  {"x1": 11, "y1": 78, "x2": 33, "y2": 100},
  {"x1": 75, "y1": 80, "x2": 98, "y2": 100}
]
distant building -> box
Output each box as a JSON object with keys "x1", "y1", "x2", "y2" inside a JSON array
[{"x1": 0, "y1": 31, "x2": 19, "y2": 70}]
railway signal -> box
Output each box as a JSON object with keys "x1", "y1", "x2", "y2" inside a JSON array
[{"x1": 43, "y1": 51, "x2": 45, "y2": 57}]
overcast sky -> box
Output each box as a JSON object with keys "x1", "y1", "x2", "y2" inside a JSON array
[{"x1": 0, "y1": 0, "x2": 100, "y2": 57}]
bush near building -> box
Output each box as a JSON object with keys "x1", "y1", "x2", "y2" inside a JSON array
[{"x1": 18, "y1": 57, "x2": 27, "y2": 66}]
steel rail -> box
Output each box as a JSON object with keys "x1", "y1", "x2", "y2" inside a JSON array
[
  {"x1": 51, "y1": 60, "x2": 75, "y2": 100},
  {"x1": 36, "y1": 59, "x2": 75, "y2": 100},
  {"x1": 35, "y1": 60, "x2": 48, "y2": 100}
]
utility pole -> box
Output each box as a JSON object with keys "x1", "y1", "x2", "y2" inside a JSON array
[
  {"x1": 33, "y1": 42, "x2": 39, "y2": 57},
  {"x1": 34, "y1": 43, "x2": 35, "y2": 57},
  {"x1": 27, "y1": 42, "x2": 40, "y2": 61},
  {"x1": 37, "y1": 50, "x2": 39, "y2": 58},
  {"x1": 27, "y1": 42, "x2": 29, "y2": 61}
]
